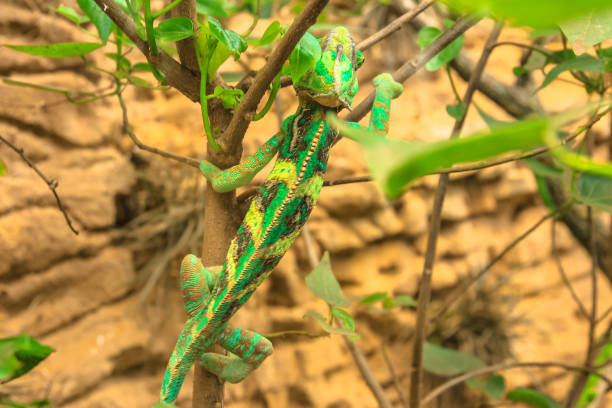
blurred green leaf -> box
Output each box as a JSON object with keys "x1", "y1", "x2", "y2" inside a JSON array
[
  {"x1": 423, "y1": 342, "x2": 485, "y2": 376},
  {"x1": 128, "y1": 75, "x2": 151, "y2": 87},
  {"x1": 105, "y1": 52, "x2": 130, "y2": 71},
  {"x1": 196, "y1": 0, "x2": 228, "y2": 17},
  {"x1": 3, "y1": 42, "x2": 103, "y2": 58},
  {"x1": 446, "y1": 103, "x2": 466, "y2": 120},
  {"x1": 331, "y1": 307, "x2": 355, "y2": 331},
  {"x1": 506, "y1": 387, "x2": 561, "y2": 408},
  {"x1": 76, "y1": 0, "x2": 114, "y2": 44},
  {"x1": 513, "y1": 66, "x2": 528, "y2": 76},
  {"x1": 560, "y1": 8, "x2": 612, "y2": 52},
  {"x1": 286, "y1": 32, "x2": 321, "y2": 82},
  {"x1": 257, "y1": 21, "x2": 281, "y2": 46},
  {"x1": 305, "y1": 252, "x2": 349, "y2": 307},
  {"x1": 359, "y1": 292, "x2": 388, "y2": 304},
  {"x1": 442, "y1": 0, "x2": 612, "y2": 29},
  {"x1": 133, "y1": 62, "x2": 153, "y2": 71},
  {"x1": 466, "y1": 375, "x2": 505, "y2": 400},
  {"x1": 54, "y1": 4, "x2": 90, "y2": 24},
  {"x1": 0, "y1": 400, "x2": 51, "y2": 408},
  {"x1": 0, "y1": 159, "x2": 6, "y2": 176},
  {"x1": 304, "y1": 312, "x2": 359, "y2": 339},
  {"x1": 155, "y1": 17, "x2": 194, "y2": 42},
  {"x1": 153, "y1": 402, "x2": 174, "y2": 408},
  {"x1": 537, "y1": 54, "x2": 604, "y2": 91},
  {"x1": 575, "y1": 172, "x2": 612, "y2": 213},
  {"x1": 0, "y1": 334, "x2": 54, "y2": 382},
  {"x1": 394, "y1": 295, "x2": 417, "y2": 307},
  {"x1": 417, "y1": 19, "x2": 464, "y2": 71}
]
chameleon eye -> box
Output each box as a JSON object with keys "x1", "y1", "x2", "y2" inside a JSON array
[{"x1": 355, "y1": 50, "x2": 365, "y2": 69}]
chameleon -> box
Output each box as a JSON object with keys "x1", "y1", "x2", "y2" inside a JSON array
[{"x1": 159, "y1": 26, "x2": 403, "y2": 404}]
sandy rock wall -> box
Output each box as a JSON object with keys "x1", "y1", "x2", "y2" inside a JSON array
[{"x1": 1, "y1": 3, "x2": 610, "y2": 408}]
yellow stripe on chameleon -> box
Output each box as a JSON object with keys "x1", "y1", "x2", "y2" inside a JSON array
[
  {"x1": 296, "y1": 174, "x2": 324, "y2": 203},
  {"x1": 243, "y1": 202, "x2": 264, "y2": 240},
  {"x1": 268, "y1": 160, "x2": 297, "y2": 183},
  {"x1": 265, "y1": 235, "x2": 299, "y2": 257}
]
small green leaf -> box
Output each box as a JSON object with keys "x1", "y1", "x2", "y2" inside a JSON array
[
  {"x1": 466, "y1": 375, "x2": 505, "y2": 400},
  {"x1": 513, "y1": 66, "x2": 528, "y2": 76},
  {"x1": 305, "y1": 252, "x2": 349, "y2": 307},
  {"x1": 257, "y1": 21, "x2": 281, "y2": 46},
  {"x1": 133, "y1": 62, "x2": 153, "y2": 71},
  {"x1": 196, "y1": 0, "x2": 228, "y2": 17},
  {"x1": 0, "y1": 159, "x2": 6, "y2": 176},
  {"x1": 560, "y1": 8, "x2": 612, "y2": 53},
  {"x1": 382, "y1": 296, "x2": 394, "y2": 309},
  {"x1": 537, "y1": 54, "x2": 604, "y2": 91},
  {"x1": 331, "y1": 307, "x2": 355, "y2": 331},
  {"x1": 54, "y1": 4, "x2": 90, "y2": 24},
  {"x1": 0, "y1": 400, "x2": 51, "y2": 408},
  {"x1": 3, "y1": 42, "x2": 103, "y2": 58},
  {"x1": 576, "y1": 172, "x2": 612, "y2": 213},
  {"x1": 359, "y1": 292, "x2": 388, "y2": 304},
  {"x1": 76, "y1": 0, "x2": 114, "y2": 44},
  {"x1": 394, "y1": 294, "x2": 417, "y2": 307},
  {"x1": 128, "y1": 76, "x2": 151, "y2": 87},
  {"x1": 287, "y1": 32, "x2": 322, "y2": 82},
  {"x1": 417, "y1": 20, "x2": 464, "y2": 71},
  {"x1": 446, "y1": 102, "x2": 466, "y2": 120},
  {"x1": 423, "y1": 342, "x2": 485, "y2": 376},
  {"x1": 155, "y1": 17, "x2": 195, "y2": 42},
  {"x1": 303, "y1": 312, "x2": 359, "y2": 339},
  {"x1": 0, "y1": 334, "x2": 54, "y2": 382},
  {"x1": 209, "y1": 86, "x2": 244, "y2": 109},
  {"x1": 506, "y1": 387, "x2": 562, "y2": 408}
]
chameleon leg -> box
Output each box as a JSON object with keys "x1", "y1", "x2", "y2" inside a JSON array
[
  {"x1": 179, "y1": 254, "x2": 223, "y2": 317},
  {"x1": 200, "y1": 132, "x2": 286, "y2": 193},
  {"x1": 198, "y1": 326, "x2": 273, "y2": 383}
]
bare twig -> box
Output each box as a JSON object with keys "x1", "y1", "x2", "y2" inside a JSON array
[
  {"x1": 116, "y1": 91, "x2": 200, "y2": 168},
  {"x1": 552, "y1": 220, "x2": 590, "y2": 320},
  {"x1": 221, "y1": 0, "x2": 330, "y2": 149},
  {"x1": 433, "y1": 208, "x2": 556, "y2": 321},
  {"x1": 357, "y1": 0, "x2": 433, "y2": 51},
  {"x1": 422, "y1": 361, "x2": 612, "y2": 405},
  {"x1": 409, "y1": 22, "x2": 503, "y2": 408},
  {"x1": 0, "y1": 134, "x2": 79, "y2": 235},
  {"x1": 301, "y1": 226, "x2": 393, "y2": 408},
  {"x1": 381, "y1": 342, "x2": 408, "y2": 408}
]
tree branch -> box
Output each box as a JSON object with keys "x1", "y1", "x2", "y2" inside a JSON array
[{"x1": 0, "y1": 134, "x2": 79, "y2": 235}]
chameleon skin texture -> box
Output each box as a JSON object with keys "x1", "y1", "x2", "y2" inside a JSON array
[{"x1": 159, "y1": 27, "x2": 403, "y2": 404}]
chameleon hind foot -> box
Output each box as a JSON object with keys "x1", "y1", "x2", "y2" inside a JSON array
[
  {"x1": 179, "y1": 254, "x2": 222, "y2": 317},
  {"x1": 199, "y1": 326, "x2": 273, "y2": 383}
]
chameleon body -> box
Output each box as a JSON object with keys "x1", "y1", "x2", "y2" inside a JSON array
[{"x1": 160, "y1": 27, "x2": 403, "y2": 403}]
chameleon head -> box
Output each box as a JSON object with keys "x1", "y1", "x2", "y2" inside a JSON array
[{"x1": 294, "y1": 26, "x2": 364, "y2": 110}]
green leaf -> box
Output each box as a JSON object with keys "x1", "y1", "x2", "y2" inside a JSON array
[
  {"x1": 560, "y1": 8, "x2": 612, "y2": 53},
  {"x1": 287, "y1": 32, "x2": 322, "y2": 82},
  {"x1": 446, "y1": 103, "x2": 466, "y2": 120},
  {"x1": 359, "y1": 292, "x2": 388, "y2": 304},
  {"x1": 303, "y1": 312, "x2": 359, "y2": 339},
  {"x1": 417, "y1": 20, "x2": 464, "y2": 71},
  {"x1": 133, "y1": 62, "x2": 153, "y2": 71},
  {"x1": 537, "y1": 54, "x2": 605, "y2": 91},
  {"x1": 0, "y1": 334, "x2": 54, "y2": 382},
  {"x1": 3, "y1": 42, "x2": 103, "y2": 58},
  {"x1": 0, "y1": 400, "x2": 51, "y2": 408},
  {"x1": 328, "y1": 113, "x2": 547, "y2": 199},
  {"x1": 394, "y1": 294, "x2": 417, "y2": 307},
  {"x1": 442, "y1": 0, "x2": 612, "y2": 29},
  {"x1": 196, "y1": 0, "x2": 228, "y2": 17},
  {"x1": 506, "y1": 387, "x2": 562, "y2": 408},
  {"x1": 466, "y1": 375, "x2": 505, "y2": 400},
  {"x1": 257, "y1": 21, "x2": 281, "y2": 46},
  {"x1": 423, "y1": 342, "x2": 485, "y2": 376},
  {"x1": 53, "y1": 4, "x2": 90, "y2": 24},
  {"x1": 576, "y1": 172, "x2": 612, "y2": 213},
  {"x1": 128, "y1": 75, "x2": 151, "y2": 87},
  {"x1": 0, "y1": 159, "x2": 6, "y2": 176},
  {"x1": 208, "y1": 86, "x2": 244, "y2": 109},
  {"x1": 513, "y1": 66, "x2": 528, "y2": 76},
  {"x1": 76, "y1": 0, "x2": 114, "y2": 44},
  {"x1": 155, "y1": 17, "x2": 195, "y2": 42},
  {"x1": 305, "y1": 252, "x2": 349, "y2": 307},
  {"x1": 331, "y1": 307, "x2": 355, "y2": 331}
]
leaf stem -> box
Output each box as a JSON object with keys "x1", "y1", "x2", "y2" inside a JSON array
[{"x1": 143, "y1": 0, "x2": 159, "y2": 56}]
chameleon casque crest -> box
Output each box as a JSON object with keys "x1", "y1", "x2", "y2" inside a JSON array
[{"x1": 159, "y1": 26, "x2": 403, "y2": 403}]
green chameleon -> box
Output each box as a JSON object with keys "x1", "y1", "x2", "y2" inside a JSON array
[{"x1": 159, "y1": 26, "x2": 403, "y2": 403}]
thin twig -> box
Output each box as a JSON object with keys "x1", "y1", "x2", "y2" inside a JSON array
[
  {"x1": 552, "y1": 220, "x2": 590, "y2": 320},
  {"x1": 422, "y1": 361, "x2": 612, "y2": 406},
  {"x1": 433, "y1": 208, "x2": 557, "y2": 322},
  {"x1": 409, "y1": 22, "x2": 503, "y2": 408},
  {"x1": 357, "y1": 0, "x2": 433, "y2": 51},
  {"x1": 301, "y1": 226, "x2": 393, "y2": 408},
  {"x1": 381, "y1": 342, "x2": 408, "y2": 408},
  {"x1": 0, "y1": 134, "x2": 79, "y2": 235},
  {"x1": 116, "y1": 91, "x2": 200, "y2": 168}
]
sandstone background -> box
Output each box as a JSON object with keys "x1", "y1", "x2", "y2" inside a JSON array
[{"x1": 1, "y1": 1, "x2": 611, "y2": 407}]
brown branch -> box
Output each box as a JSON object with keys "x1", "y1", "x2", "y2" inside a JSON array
[
  {"x1": 301, "y1": 226, "x2": 393, "y2": 408},
  {"x1": 408, "y1": 22, "x2": 503, "y2": 408},
  {"x1": 94, "y1": 0, "x2": 201, "y2": 101},
  {"x1": 422, "y1": 361, "x2": 612, "y2": 406},
  {"x1": 381, "y1": 342, "x2": 408, "y2": 408},
  {"x1": 0, "y1": 134, "x2": 79, "y2": 235},
  {"x1": 356, "y1": 0, "x2": 434, "y2": 51},
  {"x1": 220, "y1": 0, "x2": 330, "y2": 149},
  {"x1": 117, "y1": 92, "x2": 200, "y2": 168},
  {"x1": 172, "y1": 0, "x2": 199, "y2": 73},
  {"x1": 345, "y1": 15, "x2": 479, "y2": 124}
]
